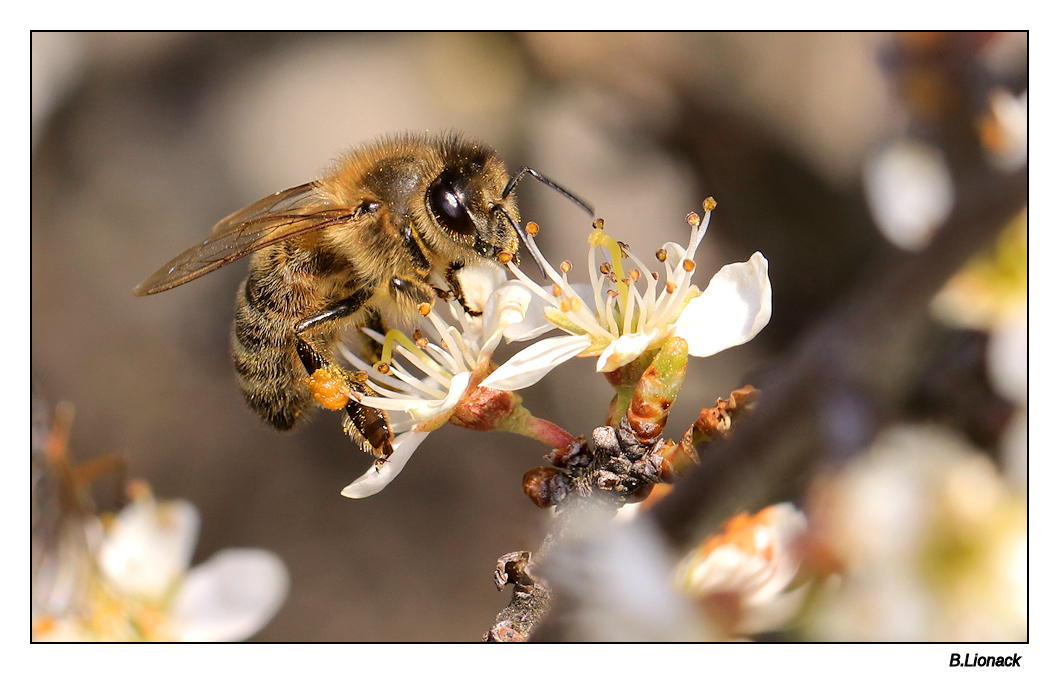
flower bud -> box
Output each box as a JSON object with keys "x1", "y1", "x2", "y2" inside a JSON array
[
  {"x1": 624, "y1": 336, "x2": 689, "y2": 446},
  {"x1": 523, "y1": 466, "x2": 568, "y2": 508}
]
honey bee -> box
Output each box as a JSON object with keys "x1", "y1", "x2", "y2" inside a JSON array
[{"x1": 135, "y1": 132, "x2": 589, "y2": 460}]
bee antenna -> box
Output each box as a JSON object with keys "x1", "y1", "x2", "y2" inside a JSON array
[
  {"x1": 495, "y1": 206, "x2": 549, "y2": 278},
  {"x1": 503, "y1": 167, "x2": 594, "y2": 217}
]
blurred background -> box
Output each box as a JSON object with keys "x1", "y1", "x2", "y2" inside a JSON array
[{"x1": 31, "y1": 32, "x2": 1027, "y2": 642}]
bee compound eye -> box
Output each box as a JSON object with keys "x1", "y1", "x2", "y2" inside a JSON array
[{"x1": 427, "y1": 172, "x2": 476, "y2": 237}]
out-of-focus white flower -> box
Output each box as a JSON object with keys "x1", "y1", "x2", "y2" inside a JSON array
[
  {"x1": 981, "y1": 88, "x2": 1027, "y2": 172},
  {"x1": 932, "y1": 215, "x2": 1026, "y2": 332},
  {"x1": 484, "y1": 200, "x2": 772, "y2": 387},
  {"x1": 32, "y1": 483, "x2": 289, "y2": 642},
  {"x1": 931, "y1": 216, "x2": 1026, "y2": 489},
  {"x1": 864, "y1": 139, "x2": 955, "y2": 251},
  {"x1": 339, "y1": 264, "x2": 572, "y2": 498},
  {"x1": 543, "y1": 508, "x2": 713, "y2": 641},
  {"x1": 805, "y1": 424, "x2": 1027, "y2": 641},
  {"x1": 674, "y1": 503, "x2": 812, "y2": 637}
]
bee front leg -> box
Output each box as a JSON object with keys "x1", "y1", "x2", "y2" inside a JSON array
[{"x1": 293, "y1": 292, "x2": 394, "y2": 458}]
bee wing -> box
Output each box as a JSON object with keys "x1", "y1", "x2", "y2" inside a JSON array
[{"x1": 134, "y1": 183, "x2": 373, "y2": 296}]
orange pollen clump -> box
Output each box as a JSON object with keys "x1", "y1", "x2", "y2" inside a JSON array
[
  {"x1": 552, "y1": 284, "x2": 563, "y2": 297},
  {"x1": 526, "y1": 221, "x2": 539, "y2": 236},
  {"x1": 498, "y1": 251, "x2": 514, "y2": 264},
  {"x1": 656, "y1": 249, "x2": 667, "y2": 262},
  {"x1": 600, "y1": 262, "x2": 612, "y2": 274},
  {"x1": 374, "y1": 362, "x2": 392, "y2": 375},
  {"x1": 703, "y1": 196, "x2": 717, "y2": 212},
  {"x1": 686, "y1": 212, "x2": 701, "y2": 227},
  {"x1": 682, "y1": 259, "x2": 696, "y2": 272},
  {"x1": 308, "y1": 369, "x2": 353, "y2": 410},
  {"x1": 629, "y1": 269, "x2": 641, "y2": 282},
  {"x1": 592, "y1": 218, "x2": 605, "y2": 230},
  {"x1": 418, "y1": 302, "x2": 432, "y2": 316},
  {"x1": 652, "y1": 272, "x2": 659, "y2": 280},
  {"x1": 560, "y1": 260, "x2": 573, "y2": 273},
  {"x1": 666, "y1": 281, "x2": 677, "y2": 293}
]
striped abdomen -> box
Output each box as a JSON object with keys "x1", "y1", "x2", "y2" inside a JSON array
[{"x1": 231, "y1": 243, "x2": 351, "y2": 431}]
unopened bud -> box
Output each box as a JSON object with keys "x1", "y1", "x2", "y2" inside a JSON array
[
  {"x1": 523, "y1": 466, "x2": 568, "y2": 508},
  {"x1": 624, "y1": 336, "x2": 689, "y2": 445}
]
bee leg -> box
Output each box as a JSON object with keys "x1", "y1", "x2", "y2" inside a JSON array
[
  {"x1": 445, "y1": 262, "x2": 483, "y2": 317},
  {"x1": 293, "y1": 292, "x2": 394, "y2": 458}
]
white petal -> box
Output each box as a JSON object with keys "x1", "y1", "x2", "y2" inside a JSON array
[
  {"x1": 482, "y1": 280, "x2": 536, "y2": 352},
  {"x1": 172, "y1": 548, "x2": 289, "y2": 642},
  {"x1": 502, "y1": 280, "x2": 555, "y2": 343},
  {"x1": 988, "y1": 311, "x2": 1027, "y2": 406},
  {"x1": 864, "y1": 139, "x2": 955, "y2": 251},
  {"x1": 481, "y1": 334, "x2": 593, "y2": 391},
  {"x1": 454, "y1": 262, "x2": 505, "y2": 314},
  {"x1": 595, "y1": 328, "x2": 662, "y2": 373},
  {"x1": 97, "y1": 498, "x2": 200, "y2": 600},
  {"x1": 407, "y1": 371, "x2": 471, "y2": 420},
  {"x1": 673, "y1": 252, "x2": 772, "y2": 358},
  {"x1": 341, "y1": 431, "x2": 430, "y2": 498}
]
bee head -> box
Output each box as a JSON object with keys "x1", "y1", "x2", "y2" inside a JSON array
[
  {"x1": 424, "y1": 154, "x2": 521, "y2": 267},
  {"x1": 423, "y1": 138, "x2": 593, "y2": 277}
]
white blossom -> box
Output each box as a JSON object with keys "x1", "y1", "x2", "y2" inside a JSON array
[
  {"x1": 338, "y1": 264, "x2": 557, "y2": 498},
  {"x1": 33, "y1": 486, "x2": 288, "y2": 642},
  {"x1": 675, "y1": 502, "x2": 811, "y2": 636},
  {"x1": 483, "y1": 201, "x2": 772, "y2": 389}
]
